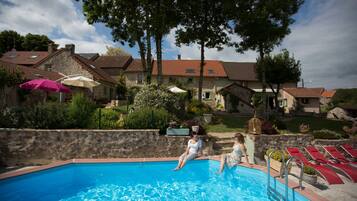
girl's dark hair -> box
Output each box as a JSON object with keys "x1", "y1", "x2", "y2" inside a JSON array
[{"x1": 235, "y1": 133, "x2": 245, "y2": 143}]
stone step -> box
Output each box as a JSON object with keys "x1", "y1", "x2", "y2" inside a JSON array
[{"x1": 215, "y1": 140, "x2": 235, "y2": 145}]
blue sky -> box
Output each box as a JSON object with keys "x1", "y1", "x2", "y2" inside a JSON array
[{"x1": 0, "y1": 0, "x2": 356, "y2": 89}]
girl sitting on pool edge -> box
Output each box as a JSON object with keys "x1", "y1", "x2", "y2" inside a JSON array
[
  {"x1": 218, "y1": 133, "x2": 251, "y2": 173},
  {"x1": 174, "y1": 132, "x2": 203, "y2": 171}
]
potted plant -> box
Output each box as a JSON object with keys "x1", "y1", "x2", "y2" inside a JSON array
[
  {"x1": 302, "y1": 166, "x2": 317, "y2": 185},
  {"x1": 299, "y1": 123, "x2": 310, "y2": 134},
  {"x1": 265, "y1": 149, "x2": 291, "y2": 174}
]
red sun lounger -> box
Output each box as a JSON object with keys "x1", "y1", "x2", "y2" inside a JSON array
[
  {"x1": 323, "y1": 146, "x2": 357, "y2": 165},
  {"x1": 341, "y1": 144, "x2": 357, "y2": 159},
  {"x1": 305, "y1": 146, "x2": 357, "y2": 183},
  {"x1": 286, "y1": 147, "x2": 343, "y2": 185}
]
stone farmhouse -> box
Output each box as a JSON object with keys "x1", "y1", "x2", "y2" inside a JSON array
[{"x1": 1, "y1": 43, "x2": 302, "y2": 113}]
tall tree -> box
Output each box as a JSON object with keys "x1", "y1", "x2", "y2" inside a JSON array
[
  {"x1": 148, "y1": 0, "x2": 179, "y2": 85},
  {"x1": 0, "y1": 30, "x2": 24, "y2": 54},
  {"x1": 22, "y1": 33, "x2": 54, "y2": 51},
  {"x1": 104, "y1": 46, "x2": 130, "y2": 56},
  {"x1": 176, "y1": 0, "x2": 230, "y2": 102},
  {"x1": 82, "y1": 0, "x2": 153, "y2": 83},
  {"x1": 256, "y1": 49, "x2": 301, "y2": 110},
  {"x1": 232, "y1": 0, "x2": 303, "y2": 116}
]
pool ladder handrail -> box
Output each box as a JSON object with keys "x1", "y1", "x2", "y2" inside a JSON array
[{"x1": 267, "y1": 151, "x2": 304, "y2": 201}]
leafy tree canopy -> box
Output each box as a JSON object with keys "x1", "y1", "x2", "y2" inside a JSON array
[
  {"x1": 22, "y1": 33, "x2": 54, "y2": 51},
  {"x1": 256, "y1": 49, "x2": 301, "y2": 87},
  {"x1": 256, "y1": 49, "x2": 301, "y2": 110},
  {"x1": 331, "y1": 88, "x2": 357, "y2": 108},
  {"x1": 0, "y1": 30, "x2": 54, "y2": 54},
  {"x1": 175, "y1": 0, "x2": 231, "y2": 101},
  {"x1": 0, "y1": 30, "x2": 24, "y2": 54},
  {"x1": 104, "y1": 46, "x2": 130, "y2": 56},
  {"x1": 232, "y1": 0, "x2": 304, "y2": 56}
]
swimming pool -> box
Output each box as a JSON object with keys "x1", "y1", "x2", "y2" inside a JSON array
[{"x1": 0, "y1": 160, "x2": 309, "y2": 201}]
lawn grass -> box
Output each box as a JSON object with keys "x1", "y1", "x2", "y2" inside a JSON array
[
  {"x1": 206, "y1": 114, "x2": 351, "y2": 134},
  {"x1": 206, "y1": 115, "x2": 250, "y2": 132},
  {"x1": 283, "y1": 116, "x2": 351, "y2": 133}
]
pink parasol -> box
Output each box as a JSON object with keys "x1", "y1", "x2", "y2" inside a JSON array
[{"x1": 19, "y1": 79, "x2": 71, "y2": 93}]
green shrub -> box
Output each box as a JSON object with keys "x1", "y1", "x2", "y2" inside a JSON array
[
  {"x1": 312, "y1": 129, "x2": 348, "y2": 139},
  {"x1": 89, "y1": 108, "x2": 120, "y2": 129},
  {"x1": 24, "y1": 102, "x2": 69, "y2": 129},
  {"x1": 67, "y1": 93, "x2": 96, "y2": 128},
  {"x1": 266, "y1": 149, "x2": 289, "y2": 162},
  {"x1": 124, "y1": 107, "x2": 170, "y2": 133},
  {"x1": 127, "y1": 86, "x2": 141, "y2": 104},
  {"x1": 187, "y1": 99, "x2": 213, "y2": 116},
  {"x1": 268, "y1": 114, "x2": 287, "y2": 130},
  {"x1": 133, "y1": 84, "x2": 182, "y2": 115},
  {"x1": 304, "y1": 166, "x2": 317, "y2": 175},
  {"x1": 0, "y1": 107, "x2": 26, "y2": 128}
]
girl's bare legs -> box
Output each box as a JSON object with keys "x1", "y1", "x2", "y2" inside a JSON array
[
  {"x1": 218, "y1": 155, "x2": 226, "y2": 173},
  {"x1": 174, "y1": 154, "x2": 185, "y2": 170}
]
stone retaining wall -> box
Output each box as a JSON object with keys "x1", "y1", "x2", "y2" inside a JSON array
[
  {"x1": 0, "y1": 129, "x2": 191, "y2": 166},
  {"x1": 245, "y1": 134, "x2": 356, "y2": 165}
]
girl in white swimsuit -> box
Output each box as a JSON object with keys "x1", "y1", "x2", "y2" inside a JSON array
[
  {"x1": 218, "y1": 133, "x2": 251, "y2": 173},
  {"x1": 174, "y1": 133, "x2": 202, "y2": 171}
]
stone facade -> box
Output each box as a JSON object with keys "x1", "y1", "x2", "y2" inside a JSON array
[
  {"x1": 0, "y1": 129, "x2": 191, "y2": 166},
  {"x1": 279, "y1": 90, "x2": 321, "y2": 114},
  {"x1": 36, "y1": 49, "x2": 114, "y2": 101}
]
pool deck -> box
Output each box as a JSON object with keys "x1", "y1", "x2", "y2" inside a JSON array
[{"x1": 1, "y1": 156, "x2": 354, "y2": 201}]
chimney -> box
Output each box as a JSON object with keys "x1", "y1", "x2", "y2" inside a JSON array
[
  {"x1": 65, "y1": 44, "x2": 75, "y2": 54},
  {"x1": 48, "y1": 43, "x2": 57, "y2": 54},
  {"x1": 177, "y1": 54, "x2": 181, "y2": 60}
]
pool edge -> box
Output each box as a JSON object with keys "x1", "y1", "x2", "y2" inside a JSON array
[{"x1": 0, "y1": 156, "x2": 327, "y2": 201}]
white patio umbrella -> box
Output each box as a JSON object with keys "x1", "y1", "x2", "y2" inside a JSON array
[
  {"x1": 61, "y1": 76, "x2": 100, "y2": 88},
  {"x1": 168, "y1": 86, "x2": 187, "y2": 93}
]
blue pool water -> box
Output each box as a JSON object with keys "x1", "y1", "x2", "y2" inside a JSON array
[{"x1": 0, "y1": 160, "x2": 309, "y2": 201}]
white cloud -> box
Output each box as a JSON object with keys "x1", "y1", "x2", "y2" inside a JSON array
[
  {"x1": 168, "y1": 0, "x2": 357, "y2": 89},
  {"x1": 0, "y1": 0, "x2": 113, "y2": 53}
]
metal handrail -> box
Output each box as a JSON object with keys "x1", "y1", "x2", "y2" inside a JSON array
[
  {"x1": 285, "y1": 156, "x2": 304, "y2": 192},
  {"x1": 267, "y1": 151, "x2": 275, "y2": 192}
]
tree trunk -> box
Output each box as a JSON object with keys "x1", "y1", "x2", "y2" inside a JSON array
[
  {"x1": 155, "y1": 35, "x2": 163, "y2": 85},
  {"x1": 146, "y1": 31, "x2": 152, "y2": 84},
  {"x1": 198, "y1": 40, "x2": 205, "y2": 102},
  {"x1": 259, "y1": 46, "x2": 267, "y2": 119},
  {"x1": 137, "y1": 39, "x2": 146, "y2": 72}
]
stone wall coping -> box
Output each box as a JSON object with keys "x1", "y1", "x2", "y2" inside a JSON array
[
  {"x1": 246, "y1": 133, "x2": 311, "y2": 137},
  {"x1": 0, "y1": 128, "x2": 160, "y2": 132}
]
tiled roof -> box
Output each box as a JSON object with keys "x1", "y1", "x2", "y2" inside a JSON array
[
  {"x1": 222, "y1": 62, "x2": 257, "y2": 81},
  {"x1": 94, "y1": 55, "x2": 132, "y2": 69},
  {"x1": 283, "y1": 87, "x2": 324, "y2": 98},
  {"x1": 72, "y1": 54, "x2": 116, "y2": 85},
  {"x1": 321, "y1": 90, "x2": 336, "y2": 98},
  {"x1": 125, "y1": 59, "x2": 145, "y2": 72},
  {"x1": 78, "y1": 53, "x2": 99, "y2": 61},
  {"x1": 152, "y1": 60, "x2": 227, "y2": 77},
  {"x1": 0, "y1": 50, "x2": 49, "y2": 65},
  {"x1": 0, "y1": 60, "x2": 63, "y2": 81}
]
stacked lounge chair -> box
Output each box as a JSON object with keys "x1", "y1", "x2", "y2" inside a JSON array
[
  {"x1": 286, "y1": 147, "x2": 344, "y2": 185},
  {"x1": 322, "y1": 146, "x2": 357, "y2": 165},
  {"x1": 340, "y1": 144, "x2": 357, "y2": 159},
  {"x1": 304, "y1": 146, "x2": 357, "y2": 182}
]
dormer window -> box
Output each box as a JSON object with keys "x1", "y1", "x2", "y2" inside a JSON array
[
  {"x1": 30, "y1": 55, "x2": 38, "y2": 59},
  {"x1": 208, "y1": 69, "x2": 215, "y2": 74},
  {"x1": 185, "y1": 68, "x2": 195, "y2": 73}
]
